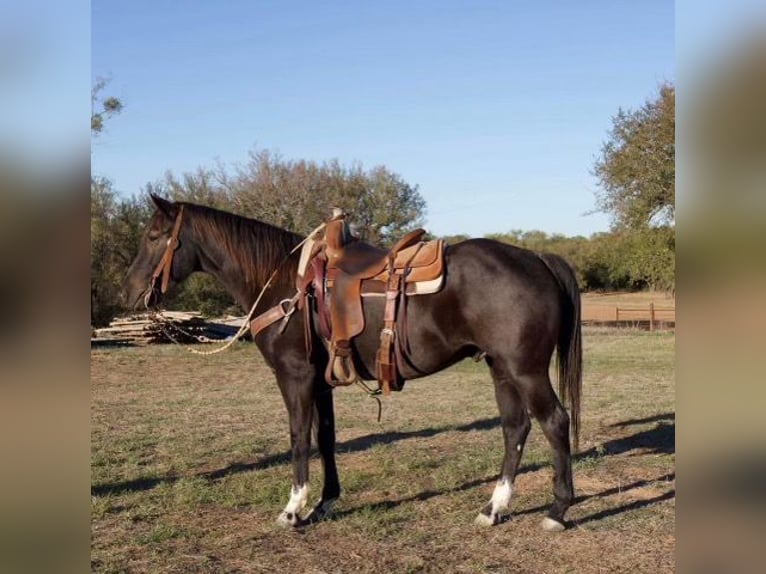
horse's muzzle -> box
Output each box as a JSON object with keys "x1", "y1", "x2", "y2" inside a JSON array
[{"x1": 121, "y1": 280, "x2": 158, "y2": 311}]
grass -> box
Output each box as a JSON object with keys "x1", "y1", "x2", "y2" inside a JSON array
[{"x1": 91, "y1": 328, "x2": 675, "y2": 573}]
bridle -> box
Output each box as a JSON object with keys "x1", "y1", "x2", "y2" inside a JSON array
[{"x1": 144, "y1": 205, "x2": 185, "y2": 308}]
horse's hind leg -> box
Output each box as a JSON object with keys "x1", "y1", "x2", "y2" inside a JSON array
[
  {"x1": 516, "y1": 372, "x2": 573, "y2": 531},
  {"x1": 475, "y1": 366, "x2": 531, "y2": 526}
]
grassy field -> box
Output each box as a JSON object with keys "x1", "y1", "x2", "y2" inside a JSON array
[{"x1": 91, "y1": 328, "x2": 675, "y2": 573}]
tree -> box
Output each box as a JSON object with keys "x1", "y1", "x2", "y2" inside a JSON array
[
  {"x1": 592, "y1": 84, "x2": 675, "y2": 292},
  {"x1": 91, "y1": 78, "x2": 124, "y2": 136},
  {"x1": 593, "y1": 83, "x2": 675, "y2": 230},
  {"x1": 580, "y1": 231, "x2": 673, "y2": 292},
  {"x1": 159, "y1": 149, "x2": 426, "y2": 246},
  {"x1": 91, "y1": 76, "x2": 128, "y2": 324},
  {"x1": 91, "y1": 178, "x2": 153, "y2": 325}
]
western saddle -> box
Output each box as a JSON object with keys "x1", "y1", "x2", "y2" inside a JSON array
[{"x1": 296, "y1": 210, "x2": 445, "y2": 394}]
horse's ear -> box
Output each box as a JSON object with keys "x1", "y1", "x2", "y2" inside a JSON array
[{"x1": 150, "y1": 193, "x2": 177, "y2": 218}]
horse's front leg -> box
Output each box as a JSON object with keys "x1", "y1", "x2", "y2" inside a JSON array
[
  {"x1": 304, "y1": 384, "x2": 340, "y2": 524},
  {"x1": 275, "y1": 372, "x2": 314, "y2": 527}
]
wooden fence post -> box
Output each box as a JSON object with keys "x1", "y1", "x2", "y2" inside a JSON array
[{"x1": 649, "y1": 302, "x2": 655, "y2": 332}]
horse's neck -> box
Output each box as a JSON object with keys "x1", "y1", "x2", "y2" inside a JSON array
[{"x1": 191, "y1": 214, "x2": 299, "y2": 312}]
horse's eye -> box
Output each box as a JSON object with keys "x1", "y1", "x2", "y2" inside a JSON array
[{"x1": 147, "y1": 232, "x2": 161, "y2": 242}]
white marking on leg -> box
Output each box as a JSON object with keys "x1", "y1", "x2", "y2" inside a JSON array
[
  {"x1": 284, "y1": 483, "x2": 309, "y2": 514},
  {"x1": 276, "y1": 483, "x2": 309, "y2": 526},
  {"x1": 475, "y1": 478, "x2": 512, "y2": 526},
  {"x1": 490, "y1": 478, "x2": 512, "y2": 516}
]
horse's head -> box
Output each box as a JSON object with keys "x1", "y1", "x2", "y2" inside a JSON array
[{"x1": 121, "y1": 194, "x2": 197, "y2": 310}]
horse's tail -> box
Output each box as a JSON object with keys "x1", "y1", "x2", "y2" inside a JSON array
[{"x1": 538, "y1": 252, "x2": 583, "y2": 452}]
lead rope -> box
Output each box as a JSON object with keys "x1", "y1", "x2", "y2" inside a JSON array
[{"x1": 146, "y1": 222, "x2": 327, "y2": 356}]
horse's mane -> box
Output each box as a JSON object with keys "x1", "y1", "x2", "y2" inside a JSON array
[{"x1": 183, "y1": 203, "x2": 303, "y2": 289}]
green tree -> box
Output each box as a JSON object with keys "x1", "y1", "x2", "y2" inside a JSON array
[
  {"x1": 91, "y1": 77, "x2": 128, "y2": 324},
  {"x1": 593, "y1": 83, "x2": 675, "y2": 230},
  {"x1": 158, "y1": 149, "x2": 426, "y2": 246},
  {"x1": 592, "y1": 84, "x2": 675, "y2": 292},
  {"x1": 91, "y1": 78, "x2": 124, "y2": 136},
  {"x1": 91, "y1": 179, "x2": 153, "y2": 325}
]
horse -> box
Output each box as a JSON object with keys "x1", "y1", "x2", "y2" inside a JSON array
[{"x1": 121, "y1": 195, "x2": 582, "y2": 532}]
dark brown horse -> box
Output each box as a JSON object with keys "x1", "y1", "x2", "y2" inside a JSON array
[{"x1": 122, "y1": 195, "x2": 582, "y2": 531}]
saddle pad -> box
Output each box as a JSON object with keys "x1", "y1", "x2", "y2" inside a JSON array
[
  {"x1": 373, "y1": 239, "x2": 445, "y2": 283},
  {"x1": 361, "y1": 274, "x2": 444, "y2": 296}
]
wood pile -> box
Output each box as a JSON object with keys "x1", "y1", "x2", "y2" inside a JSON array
[{"x1": 91, "y1": 312, "x2": 248, "y2": 347}]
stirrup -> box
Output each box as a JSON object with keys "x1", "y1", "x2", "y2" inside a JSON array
[{"x1": 325, "y1": 343, "x2": 359, "y2": 386}]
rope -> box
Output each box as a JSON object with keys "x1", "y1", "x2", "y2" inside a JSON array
[{"x1": 355, "y1": 379, "x2": 383, "y2": 423}]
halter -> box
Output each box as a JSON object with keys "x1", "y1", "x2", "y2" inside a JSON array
[{"x1": 144, "y1": 205, "x2": 185, "y2": 307}]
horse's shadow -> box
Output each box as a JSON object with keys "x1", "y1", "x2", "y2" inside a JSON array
[
  {"x1": 91, "y1": 416, "x2": 502, "y2": 496},
  {"x1": 92, "y1": 412, "x2": 675, "y2": 529},
  {"x1": 330, "y1": 412, "x2": 675, "y2": 523}
]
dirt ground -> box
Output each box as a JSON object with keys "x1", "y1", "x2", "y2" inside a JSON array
[{"x1": 91, "y1": 328, "x2": 675, "y2": 573}]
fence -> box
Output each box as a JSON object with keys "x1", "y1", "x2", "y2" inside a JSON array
[{"x1": 581, "y1": 302, "x2": 675, "y2": 331}]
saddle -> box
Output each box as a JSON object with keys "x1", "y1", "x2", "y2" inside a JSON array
[{"x1": 297, "y1": 211, "x2": 445, "y2": 394}]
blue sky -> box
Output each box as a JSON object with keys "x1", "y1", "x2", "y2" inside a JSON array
[{"x1": 92, "y1": 1, "x2": 674, "y2": 237}]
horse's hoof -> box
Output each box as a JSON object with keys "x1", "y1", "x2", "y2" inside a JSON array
[
  {"x1": 475, "y1": 512, "x2": 494, "y2": 526},
  {"x1": 276, "y1": 511, "x2": 302, "y2": 528},
  {"x1": 304, "y1": 498, "x2": 337, "y2": 524},
  {"x1": 474, "y1": 512, "x2": 507, "y2": 526},
  {"x1": 541, "y1": 517, "x2": 566, "y2": 532}
]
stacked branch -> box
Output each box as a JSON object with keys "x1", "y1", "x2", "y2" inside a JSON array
[{"x1": 91, "y1": 312, "x2": 248, "y2": 346}]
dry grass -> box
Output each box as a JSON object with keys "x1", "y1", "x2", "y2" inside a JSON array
[{"x1": 92, "y1": 328, "x2": 675, "y2": 573}]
